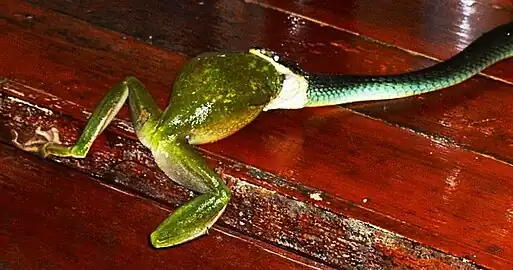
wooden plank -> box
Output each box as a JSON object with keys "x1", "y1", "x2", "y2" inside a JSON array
[
  {"x1": 2, "y1": 1, "x2": 479, "y2": 268},
  {"x1": 247, "y1": 0, "x2": 513, "y2": 82},
  {"x1": 25, "y1": 0, "x2": 513, "y2": 81},
  {"x1": 247, "y1": 0, "x2": 513, "y2": 162},
  {"x1": 21, "y1": 0, "x2": 513, "y2": 164},
  {"x1": 1, "y1": 0, "x2": 512, "y2": 268},
  {"x1": 0, "y1": 143, "x2": 321, "y2": 270},
  {"x1": 1, "y1": 79, "x2": 485, "y2": 269}
]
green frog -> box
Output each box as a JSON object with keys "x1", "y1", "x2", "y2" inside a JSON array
[{"x1": 11, "y1": 21, "x2": 513, "y2": 247}]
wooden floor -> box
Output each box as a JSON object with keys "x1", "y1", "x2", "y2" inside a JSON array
[{"x1": 1, "y1": 0, "x2": 513, "y2": 269}]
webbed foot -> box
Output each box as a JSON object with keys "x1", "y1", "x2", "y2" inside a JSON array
[
  {"x1": 11, "y1": 127, "x2": 64, "y2": 157},
  {"x1": 150, "y1": 191, "x2": 229, "y2": 247}
]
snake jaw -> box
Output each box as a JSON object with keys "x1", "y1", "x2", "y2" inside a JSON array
[
  {"x1": 11, "y1": 127, "x2": 62, "y2": 157},
  {"x1": 249, "y1": 48, "x2": 309, "y2": 111}
]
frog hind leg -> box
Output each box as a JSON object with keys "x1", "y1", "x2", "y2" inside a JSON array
[
  {"x1": 12, "y1": 75, "x2": 230, "y2": 247},
  {"x1": 11, "y1": 76, "x2": 161, "y2": 157},
  {"x1": 149, "y1": 138, "x2": 231, "y2": 247}
]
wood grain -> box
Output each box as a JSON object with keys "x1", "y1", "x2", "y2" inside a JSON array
[
  {"x1": 2, "y1": 0, "x2": 513, "y2": 268},
  {"x1": 0, "y1": 143, "x2": 321, "y2": 270},
  {"x1": 248, "y1": 0, "x2": 513, "y2": 79},
  {"x1": 22, "y1": 0, "x2": 513, "y2": 165}
]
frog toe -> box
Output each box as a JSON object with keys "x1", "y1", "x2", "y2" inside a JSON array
[
  {"x1": 150, "y1": 191, "x2": 229, "y2": 248},
  {"x1": 11, "y1": 127, "x2": 60, "y2": 156},
  {"x1": 11, "y1": 127, "x2": 73, "y2": 157}
]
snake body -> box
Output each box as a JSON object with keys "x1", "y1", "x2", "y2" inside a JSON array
[{"x1": 305, "y1": 22, "x2": 513, "y2": 107}]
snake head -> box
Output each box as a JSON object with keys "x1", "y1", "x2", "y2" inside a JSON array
[
  {"x1": 249, "y1": 47, "x2": 281, "y2": 62},
  {"x1": 249, "y1": 47, "x2": 306, "y2": 76}
]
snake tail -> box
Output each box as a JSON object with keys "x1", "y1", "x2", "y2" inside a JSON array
[{"x1": 305, "y1": 22, "x2": 513, "y2": 107}]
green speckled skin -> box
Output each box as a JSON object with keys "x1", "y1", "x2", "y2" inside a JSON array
[{"x1": 156, "y1": 52, "x2": 283, "y2": 145}]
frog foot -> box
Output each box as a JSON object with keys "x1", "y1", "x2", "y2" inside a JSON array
[{"x1": 11, "y1": 127, "x2": 62, "y2": 157}]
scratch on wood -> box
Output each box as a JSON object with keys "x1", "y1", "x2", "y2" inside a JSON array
[{"x1": 6, "y1": 96, "x2": 54, "y2": 115}]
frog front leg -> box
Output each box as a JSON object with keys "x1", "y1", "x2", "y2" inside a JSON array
[
  {"x1": 11, "y1": 75, "x2": 230, "y2": 247},
  {"x1": 12, "y1": 76, "x2": 161, "y2": 157}
]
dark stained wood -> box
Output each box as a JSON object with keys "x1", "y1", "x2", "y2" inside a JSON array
[
  {"x1": 248, "y1": 0, "x2": 513, "y2": 80},
  {"x1": 1, "y1": 0, "x2": 513, "y2": 268},
  {"x1": 25, "y1": 0, "x2": 513, "y2": 82},
  {"x1": 1, "y1": 78, "x2": 484, "y2": 269},
  {"x1": 3, "y1": 1, "x2": 475, "y2": 269},
  {"x1": 22, "y1": 0, "x2": 513, "y2": 166},
  {"x1": 243, "y1": 0, "x2": 513, "y2": 166},
  {"x1": 0, "y1": 143, "x2": 321, "y2": 270}
]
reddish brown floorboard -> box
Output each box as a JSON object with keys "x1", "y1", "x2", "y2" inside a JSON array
[
  {"x1": 0, "y1": 144, "x2": 318, "y2": 270},
  {"x1": 25, "y1": 0, "x2": 513, "y2": 164},
  {"x1": 1, "y1": 0, "x2": 513, "y2": 269}
]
